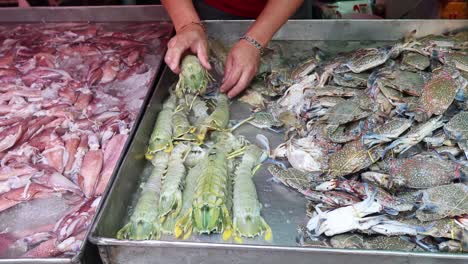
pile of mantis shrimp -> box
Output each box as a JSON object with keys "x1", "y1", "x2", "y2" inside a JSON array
[{"x1": 116, "y1": 55, "x2": 272, "y2": 243}]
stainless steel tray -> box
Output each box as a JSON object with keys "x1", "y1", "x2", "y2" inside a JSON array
[
  {"x1": 0, "y1": 6, "x2": 172, "y2": 264},
  {"x1": 90, "y1": 20, "x2": 468, "y2": 264}
]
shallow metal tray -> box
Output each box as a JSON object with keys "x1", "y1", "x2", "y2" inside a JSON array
[
  {"x1": 0, "y1": 6, "x2": 171, "y2": 264},
  {"x1": 90, "y1": 20, "x2": 468, "y2": 264}
]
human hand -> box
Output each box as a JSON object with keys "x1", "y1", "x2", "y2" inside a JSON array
[
  {"x1": 220, "y1": 40, "x2": 261, "y2": 98},
  {"x1": 164, "y1": 24, "x2": 211, "y2": 74}
]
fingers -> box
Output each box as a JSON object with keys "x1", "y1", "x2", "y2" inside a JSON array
[
  {"x1": 227, "y1": 68, "x2": 255, "y2": 98},
  {"x1": 165, "y1": 30, "x2": 211, "y2": 73},
  {"x1": 220, "y1": 61, "x2": 241, "y2": 93},
  {"x1": 196, "y1": 42, "x2": 211, "y2": 70},
  {"x1": 222, "y1": 55, "x2": 233, "y2": 83},
  {"x1": 165, "y1": 38, "x2": 185, "y2": 74}
]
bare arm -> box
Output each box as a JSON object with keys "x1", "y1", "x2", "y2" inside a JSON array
[
  {"x1": 161, "y1": 0, "x2": 210, "y2": 73},
  {"x1": 161, "y1": 0, "x2": 201, "y2": 32},
  {"x1": 247, "y1": 0, "x2": 304, "y2": 47},
  {"x1": 221, "y1": 0, "x2": 304, "y2": 98}
]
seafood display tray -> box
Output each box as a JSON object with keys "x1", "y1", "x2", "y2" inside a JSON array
[
  {"x1": 0, "y1": 5, "x2": 171, "y2": 264},
  {"x1": 90, "y1": 20, "x2": 468, "y2": 264}
]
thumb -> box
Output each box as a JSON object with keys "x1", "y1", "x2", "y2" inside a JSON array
[{"x1": 197, "y1": 44, "x2": 212, "y2": 70}]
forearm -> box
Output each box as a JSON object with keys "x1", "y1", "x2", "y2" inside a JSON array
[
  {"x1": 246, "y1": 0, "x2": 304, "y2": 46},
  {"x1": 161, "y1": 0, "x2": 201, "y2": 32}
]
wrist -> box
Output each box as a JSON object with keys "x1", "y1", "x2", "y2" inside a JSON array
[
  {"x1": 240, "y1": 35, "x2": 264, "y2": 55},
  {"x1": 245, "y1": 28, "x2": 271, "y2": 48},
  {"x1": 176, "y1": 21, "x2": 205, "y2": 33}
]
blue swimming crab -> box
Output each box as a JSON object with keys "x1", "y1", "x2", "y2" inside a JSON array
[
  {"x1": 316, "y1": 179, "x2": 414, "y2": 214},
  {"x1": 341, "y1": 37, "x2": 417, "y2": 74},
  {"x1": 400, "y1": 51, "x2": 430, "y2": 71},
  {"x1": 231, "y1": 111, "x2": 284, "y2": 133},
  {"x1": 307, "y1": 187, "x2": 385, "y2": 236},
  {"x1": 371, "y1": 69, "x2": 427, "y2": 97},
  {"x1": 419, "y1": 67, "x2": 466, "y2": 117},
  {"x1": 268, "y1": 164, "x2": 360, "y2": 209},
  {"x1": 362, "y1": 117, "x2": 412, "y2": 147},
  {"x1": 416, "y1": 183, "x2": 468, "y2": 222},
  {"x1": 327, "y1": 140, "x2": 383, "y2": 178},
  {"x1": 332, "y1": 72, "x2": 369, "y2": 88},
  {"x1": 383, "y1": 115, "x2": 445, "y2": 156},
  {"x1": 330, "y1": 234, "x2": 421, "y2": 251},
  {"x1": 342, "y1": 47, "x2": 392, "y2": 73},
  {"x1": 320, "y1": 95, "x2": 373, "y2": 127},
  {"x1": 438, "y1": 51, "x2": 468, "y2": 72},
  {"x1": 444, "y1": 111, "x2": 468, "y2": 158},
  {"x1": 364, "y1": 152, "x2": 463, "y2": 190},
  {"x1": 273, "y1": 135, "x2": 332, "y2": 173}
]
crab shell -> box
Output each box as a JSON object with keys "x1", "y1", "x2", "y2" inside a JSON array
[
  {"x1": 327, "y1": 140, "x2": 383, "y2": 178},
  {"x1": 416, "y1": 183, "x2": 468, "y2": 222},
  {"x1": 344, "y1": 48, "x2": 390, "y2": 73},
  {"x1": 379, "y1": 153, "x2": 462, "y2": 189},
  {"x1": 401, "y1": 52, "x2": 430, "y2": 71},
  {"x1": 420, "y1": 69, "x2": 460, "y2": 116}
]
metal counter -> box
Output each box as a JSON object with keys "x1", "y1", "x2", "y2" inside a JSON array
[
  {"x1": 0, "y1": 6, "x2": 172, "y2": 264},
  {"x1": 90, "y1": 20, "x2": 468, "y2": 264}
]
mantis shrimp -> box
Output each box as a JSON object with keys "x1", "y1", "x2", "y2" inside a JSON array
[
  {"x1": 172, "y1": 161, "x2": 204, "y2": 237},
  {"x1": 172, "y1": 99, "x2": 196, "y2": 141},
  {"x1": 145, "y1": 93, "x2": 176, "y2": 160},
  {"x1": 196, "y1": 93, "x2": 230, "y2": 143},
  {"x1": 175, "y1": 55, "x2": 213, "y2": 98},
  {"x1": 175, "y1": 132, "x2": 242, "y2": 240},
  {"x1": 116, "y1": 151, "x2": 169, "y2": 240},
  {"x1": 232, "y1": 145, "x2": 272, "y2": 243},
  {"x1": 159, "y1": 143, "x2": 190, "y2": 223}
]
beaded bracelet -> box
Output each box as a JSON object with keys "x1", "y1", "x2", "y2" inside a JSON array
[{"x1": 240, "y1": 35, "x2": 264, "y2": 55}]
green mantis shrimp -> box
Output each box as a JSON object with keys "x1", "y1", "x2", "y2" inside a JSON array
[
  {"x1": 186, "y1": 94, "x2": 210, "y2": 126},
  {"x1": 196, "y1": 93, "x2": 230, "y2": 143},
  {"x1": 145, "y1": 93, "x2": 176, "y2": 160},
  {"x1": 172, "y1": 161, "x2": 204, "y2": 237},
  {"x1": 175, "y1": 132, "x2": 242, "y2": 240},
  {"x1": 172, "y1": 99, "x2": 197, "y2": 141},
  {"x1": 116, "y1": 151, "x2": 169, "y2": 240},
  {"x1": 159, "y1": 143, "x2": 190, "y2": 223},
  {"x1": 175, "y1": 55, "x2": 213, "y2": 98},
  {"x1": 232, "y1": 145, "x2": 272, "y2": 243}
]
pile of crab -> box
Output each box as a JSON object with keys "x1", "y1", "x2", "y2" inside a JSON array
[
  {"x1": 209, "y1": 30, "x2": 468, "y2": 252},
  {"x1": 117, "y1": 55, "x2": 272, "y2": 244},
  {"x1": 0, "y1": 22, "x2": 171, "y2": 258}
]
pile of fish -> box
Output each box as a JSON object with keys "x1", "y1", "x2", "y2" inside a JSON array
[
  {"x1": 210, "y1": 30, "x2": 468, "y2": 252},
  {"x1": 0, "y1": 22, "x2": 171, "y2": 258},
  {"x1": 116, "y1": 55, "x2": 272, "y2": 243}
]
